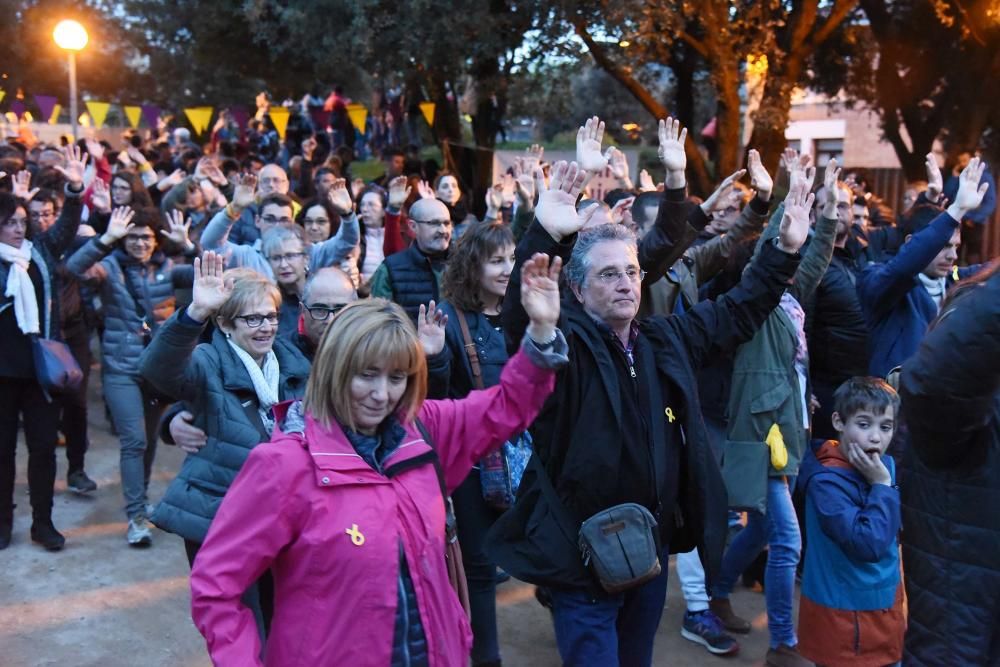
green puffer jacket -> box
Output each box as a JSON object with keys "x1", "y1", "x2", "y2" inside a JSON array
[
  {"x1": 139, "y1": 310, "x2": 311, "y2": 543},
  {"x1": 725, "y1": 204, "x2": 838, "y2": 486}
]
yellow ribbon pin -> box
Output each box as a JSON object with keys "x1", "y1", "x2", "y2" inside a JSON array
[
  {"x1": 665, "y1": 407, "x2": 676, "y2": 423},
  {"x1": 345, "y1": 524, "x2": 365, "y2": 546}
]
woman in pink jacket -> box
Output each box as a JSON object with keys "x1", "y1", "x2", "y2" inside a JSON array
[{"x1": 189, "y1": 252, "x2": 567, "y2": 666}]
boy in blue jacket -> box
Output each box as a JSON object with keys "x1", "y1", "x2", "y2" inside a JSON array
[{"x1": 797, "y1": 377, "x2": 904, "y2": 666}]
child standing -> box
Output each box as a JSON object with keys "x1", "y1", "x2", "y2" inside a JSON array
[{"x1": 797, "y1": 377, "x2": 904, "y2": 667}]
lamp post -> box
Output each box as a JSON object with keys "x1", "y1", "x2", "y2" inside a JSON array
[{"x1": 53, "y1": 19, "x2": 88, "y2": 142}]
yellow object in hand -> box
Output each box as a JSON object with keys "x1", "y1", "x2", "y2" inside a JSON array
[{"x1": 766, "y1": 423, "x2": 788, "y2": 470}]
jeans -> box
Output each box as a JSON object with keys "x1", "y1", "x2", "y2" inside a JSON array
[
  {"x1": 103, "y1": 372, "x2": 165, "y2": 519},
  {"x1": 452, "y1": 468, "x2": 503, "y2": 664},
  {"x1": 712, "y1": 476, "x2": 801, "y2": 648},
  {"x1": 60, "y1": 323, "x2": 92, "y2": 474},
  {"x1": 550, "y1": 555, "x2": 670, "y2": 667},
  {"x1": 0, "y1": 377, "x2": 59, "y2": 522}
]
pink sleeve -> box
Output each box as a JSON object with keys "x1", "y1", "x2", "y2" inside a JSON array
[
  {"x1": 189, "y1": 443, "x2": 302, "y2": 666},
  {"x1": 417, "y1": 348, "x2": 556, "y2": 493},
  {"x1": 383, "y1": 210, "x2": 409, "y2": 256}
]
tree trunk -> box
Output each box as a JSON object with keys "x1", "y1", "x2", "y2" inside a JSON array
[
  {"x1": 714, "y1": 65, "x2": 744, "y2": 179},
  {"x1": 747, "y1": 74, "x2": 796, "y2": 177}
]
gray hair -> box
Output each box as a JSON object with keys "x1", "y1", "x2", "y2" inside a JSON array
[
  {"x1": 260, "y1": 225, "x2": 305, "y2": 259},
  {"x1": 564, "y1": 223, "x2": 638, "y2": 290}
]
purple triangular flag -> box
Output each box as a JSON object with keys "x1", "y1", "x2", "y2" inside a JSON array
[
  {"x1": 230, "y1": 106, "x2": 249, "y2": 130},
  {"x1": 34, "y1": 95, "x2": 59, "y2": 122},
  {"x1": 141, "y1": 104, "x2": 160, "y2": 129},
  {"x1": 9, "y1": 100, "x2": 26, "y2": 120}
]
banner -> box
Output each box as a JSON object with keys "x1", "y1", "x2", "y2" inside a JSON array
[
  {"x1": 184, "y1": 106, "x2": 214, "y2": 135},
  {"x1": 48, "y1": 104, "x2": 62, "y2": 124},
  {"x1": 419, "y1": 102, "x2": 436, "y2": 127},
  {"x1": 9, "y1": 100, "x2": 26, "y2": 120},
  {"x1": 268, "y1": 106, "x2": 290, "y2": 140},
  {"x1": 123, "y1": 105, "x2": 142, "y2": 128},
  {"x1": 84, "y1": 100, "x2": 111, "y2": 128},
  {"x1": 141, "y1": 104, "x2": 161, "y2": 130},
  {"x1": 34, "y1": 95, "x2": 58, "y2": 123},
  {"x1": 346, "y1": 103, "x2": 367, "y2": 134}
]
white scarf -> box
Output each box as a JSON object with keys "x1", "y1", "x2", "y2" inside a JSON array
[
  {"x1": 227, "y1": 339, "x2": 280, "y2": 428},
  {"x1": 918, "y1": 273, "x2": 947, "y2": 310},
  {"x1": 0, "y1": 241, "x2": 40, "y2": 335}
]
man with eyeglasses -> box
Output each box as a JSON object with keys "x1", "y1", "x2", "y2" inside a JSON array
[
  {"x1": 207, "y1": 163, "x2": 298, "y2": 246},
  {"x1": 368, "y1": 197, "x2": 452, "y2": 321}
]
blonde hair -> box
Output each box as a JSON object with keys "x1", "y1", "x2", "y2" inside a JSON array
[
  {"x1": 215, "y1": 268, "x2": 282, "y2": 327},
  {"x1": 304, "y1": 299, "x2": 427, "y2": 431}
]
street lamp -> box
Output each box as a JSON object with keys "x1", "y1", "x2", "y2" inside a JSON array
[{"x1": 53, "y1": 19, "x2": 88, "y2": 141}]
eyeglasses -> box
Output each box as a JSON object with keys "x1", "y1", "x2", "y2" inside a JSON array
[
  {"x1": 594, "y1": 268, "x2": 646, "y2": 285},
  {"x1": 260, "y1": 215, "x2": 294, "y2": 225},
  {"x1": 29, "y1": 209, "x2": 57, "y2": 220},
  {"x1": 268, "y1": 251, "x2": 306, "y2": 265},
  {"x1": 125, "y1": 234, "x2": 155, "y2": 244},
  {"x1": 413, "y1": 218, "x2": 453, "y2": 229},
  {"x1": 234, "y1": 312, "x2": 279, "y2": 328},
  {"x1": 304, "y1": 303, "x2": 349, "y2": 321}
]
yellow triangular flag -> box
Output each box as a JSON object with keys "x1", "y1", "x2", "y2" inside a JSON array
[
  {"x1": 184, "y1": 106, "x2": 214, "y2": 135},
  {"x1": 84, "y1": 101, "x2": 111, "y2": 129},
  {"x1": 268, "y1": 107, "x2": 290, "y2": 140},
  {"x1": 419, "y1": 102, "x2": 436, "y2": 127},
  {"x1": 123, "y1": 105, "x2": 142, "y2": 129},
  {"x1": 346, "y1": 103, "x2": 368, "y2": 134},
  {"x1": 0, "y1": 90, "x2": 5, "y2": 104},
  {"x1": 48, "y1": 104, "x2": 62, "y2": 125}
]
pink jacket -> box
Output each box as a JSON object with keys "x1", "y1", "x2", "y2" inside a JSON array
[{"x1": 189, "y1": 347, "x2": 556, "y2": 666}]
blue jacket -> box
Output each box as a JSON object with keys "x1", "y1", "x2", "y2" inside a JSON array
[
  {"x1": 943, "y1": 165, "x2": 996, "y2": 225},
  {"x1": 859, "y1": 211, "x2": 976, "y2": 377},
  {"x1": 427, "y1": 302, "x2": 507, "y2": 399}
]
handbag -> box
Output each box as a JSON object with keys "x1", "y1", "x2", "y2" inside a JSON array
[
  {"x1": 414, "y1": 418, "x2": 471, "y2": 619},
  {"x1": 454, "y1": 307, "x2": 530, "y2": 510},
  {"x1": 578, "y1": 503, "x2": 662, "y2": 594},
  {"x1": 31, "y1": 335, "x2": 84, "y2": 401}
]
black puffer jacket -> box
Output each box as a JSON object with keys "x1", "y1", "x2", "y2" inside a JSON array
[
  {"x1": 806, "y1": 248, "x2": 869, "y2": 383},
  {"x1": 899, "y1": 268, "x2": 1000, "y2": 666}
]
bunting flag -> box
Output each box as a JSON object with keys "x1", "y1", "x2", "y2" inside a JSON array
[
  {"x1": 419, "y1": 101, "x2": 436, "y2": 127},
  {"x1": 141, "y1": 104, "x2": 161, "y2": 130},
  {"x1": 184, "y1": 106, "x2": 214, "y2": 135},
  {"x1": 123, "y1": 105, "x2": 142, "y2": 128},
  {"x1": 84, "y1": 100, "x2": 111, "y2": 128},
  {"x1": 48, "y1": 104, "x2": 62, "y2": 124},
  {"x1": 230, "y1": 106, "x2": 250, "y2": 130},
  {"x1": 268, "y1": 106, "x2": 290, "y2": 140},
  {"x1": 346, "y1": 103, "x2": 368, "y2": 133},
  {"x1": 34, "y1": 95, "x2": 58, "y2": 122},
  {"x1": 9, "y1": 100, "x2": 26, "y2": 120},
  {"x1": 0, "y1": 89, "x2": 5, "y2": 105}
]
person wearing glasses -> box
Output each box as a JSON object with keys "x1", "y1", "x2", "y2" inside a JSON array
[
  {"x1": 260, "y1": 225, "x2": 311, "y2": 337},
  {"x1": 369, "y1": 197, "x2": 453, "y2": 321},
  {"x1": 139, "y1": 254, "x2": 311, "y2": 639},
  {"x1": 67, "y1": 205, "x2": 196, "y2": 547}
]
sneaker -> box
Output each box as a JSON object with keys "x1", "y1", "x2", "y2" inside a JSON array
[
  {"x1": 127, "y1": 514, "x2": 153, "y2": 547},
  {"x1": 765, "y1": 643, "x2": 812, "y2": 667},
  {"x1": 709, "y1": 598, "x2": 751, "y2": 634},
  {"x1": 67, "y1": 470, "x2": 98, "y2": 494},
  {"x1": 30, "y1": 520, "x2": 66, "y2": 551},
  {"x1": 681, "y1": 609, "x2": 740, "y2": 656}
]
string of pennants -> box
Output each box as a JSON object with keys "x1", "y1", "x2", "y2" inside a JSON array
[{"x1": 1, "y1": 89, "x2": 438, "y2": 141}]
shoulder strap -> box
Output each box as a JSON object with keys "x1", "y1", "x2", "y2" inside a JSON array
[
  {"x1": 120, "y1": 264, "x2": 149, "y2": 322},
  {"x1": 414, "y1": 417, "x2": 447, "y2": 499},
  {"x1": 454, "y1": 307, "x2": 485, "y2": 390}
]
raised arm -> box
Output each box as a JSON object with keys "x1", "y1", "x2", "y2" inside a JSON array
[
  {"x1": 790, "y1": 159, "x2": 842, "y2": 302},
  {"x1": 38, "y1": 146, "x2": 87, "y2": 257},
  {"x1": 309, "y1": 179, "x2": 360, "y2": 267},
  {"x1": 199, "y1": 174, "x2": 256, "y2": 251},
  {"x1": 66, "y1": 206, "x2": 135, "y2": 278}
]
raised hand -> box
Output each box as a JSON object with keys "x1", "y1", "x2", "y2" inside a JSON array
[
  {"x1": 610, "y1": 196, "x2": 634, "y2": 225},
  {"x1": 327, "y1": 178, "x2": 354, "y2": 216},
  {"x1": 501, "y1": 173, "x2": 517, "y2": 207},
  {"x1": 100, "y1": 206, "x2": 136, "y2": 244},
  {"x1": 189, "y1": 251, "x2": 233, "y2": 322},
  {"x1": 159, "y1": 168, "x2": 186, "y2": 191},
  {"x1": 576, "y1": 116, "x2": 610, "y2": 173},
  {"x1": 126, "y1": 145, "x2": 149, "y2": 167},
  {"x1": 535, "y1": 161, "x2": 588, "y2": 241},
  {"x1": 53, "y1": 144, "x2": 89, "y2": 189},
  {"x1": 747, "y1": 149, "x2": 773, "y2": 202},
  {"x1": 925, "y1": 152, "x2": 943, "y2": 201},
  {"x1": 784, "y1": 149, "x2": 816, "y2": 195},
  {"x1": 657, "y1": 117, "x2": 687, "y2": 176},
  {"x1": 778, "y1": 181, "x2": 815, "y2": 254},
  {"x1": 701, "y1": 169, "x2": 747, "y2": 214},
  {"x1": 822, "y1": 158, "x2": 842, "y2": 218},
  {"x1": 84, "y1": 138, "x2": 105, "y2": 162},
  {"x1": 162, "y1": 209, "x2": 192, "y2": 247},
  {"x1": 416, "y1": 180, "x2": 436, "y2": 200},
  {"x1": 485, "y1": 183, "x2": 504, "y2": 213},
  {"x1": 515, "y1": 170, "x2": 535, "y2": 208},
  {"x1": 608, "y1": 147, "x2": 631, "y2": 187},
  {"x1": 12, "y1": 171, "x2": 39, "y2": 202},
  {"x1": 521, "y1": 252, "x2": 563, "y2": 344},
  {"x1": 416, "y1": 300, "x2": 448, "y2": 356},
  {"x1": 843, "y1": 441, "x2": 891, "y2": 486},
  {"x1": 524, "y1": 144, "x2": 544, "y2": 172},
  {"x1": 351, "y1": 177, "x2": 366, "y2": 200},
  {"x1": 948, "y1": 156, "x2": 989, "y2": 221},
  {"x1": 231, "y1": 173, "x2": 257, "y2": 210},
  {"x1": 91, "y1": 178, "x2": 111, "y2": 213},
  {"x1": 638, "y1": 169, "x2": 656, "y2": 193},
  {"x1": 388, "y1": 175, "x2": 411, "y2": 209}
]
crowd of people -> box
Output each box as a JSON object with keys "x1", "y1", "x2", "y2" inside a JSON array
[{"x1": 0, "y1": 102, "x2": 997, "y2": 667}]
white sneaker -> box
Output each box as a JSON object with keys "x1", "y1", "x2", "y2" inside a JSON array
[{"x1": 127, "y1": 515, "x2": 153, "y2": 547}]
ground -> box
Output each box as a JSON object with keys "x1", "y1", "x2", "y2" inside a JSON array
[{"x1": 2, "y1": 372, "x2": 783, "y2": 667}]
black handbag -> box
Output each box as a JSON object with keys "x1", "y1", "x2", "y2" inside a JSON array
[{"x1": 31, "y1": 335, "x2": 83, "y2": 401}]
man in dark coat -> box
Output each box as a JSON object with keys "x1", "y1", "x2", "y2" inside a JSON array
[{"x1": 486, "y1": 147, "x2": 813, "y2": 665}]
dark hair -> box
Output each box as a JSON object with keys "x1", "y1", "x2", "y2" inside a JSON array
[
  {"x1": 360, "y1": 185, "x2": 388, "y2": 208},
  {"x1": 314, "y1": 166, "x2": 336, "y2": 184},
  {"x1": 441, "y1": 221, "x2": 515, "y2": 312},
  {"x1": 0, "y1": 192, "x2": 23, "y2": 227},
  {"x1": 30, "y1": 188, "x2": 61, "y2": 209},
  {"x1": 604, "y1": 188, "x2": 635, "y2": 208},
  {"x1": 845, "y1": 168, "x2": 872, "y2": 191},
  {"x1": 295, "y1": 197, "x2": 342, "y2": 238},
  {"x1": 899, "y1": 203, "x2": 944, "y2": 239},
  {"x1": 382, "y1": 146, "x2": 404, "y2": 159},
  {"x1": 631, "y1": 191, "x2": 661, "y2": 228},
  {"x1": 111, "y1": 170, "x2": 154, "y2": 208},
  {"x1": 130, "y1": 206, "x2": 163, "y2": 234},
  {"x1": 832, "y1": 377, "x2": 900, "y2": 422},
  {"x1": 220, "y1": 158, "x2": 240, "y2": 176},
  {"x1": 258, "y1": 192, "x2": 294, "y2": 213}
]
